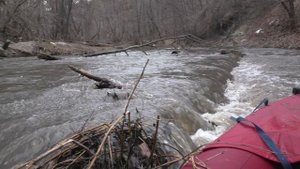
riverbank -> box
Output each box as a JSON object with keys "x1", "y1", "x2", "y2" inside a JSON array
[
  {"x1": 0, "y1": 35, "x2": 204, "y2": 58},
  {"x1": 1, "y1": 3, "x2": 300, "y2": 58},
  {"x1": 220, "y1": 3, "x2": 300, "y2": 49},
  {"x1": 0, "y1": 40, "x2": 118, "y2": 58}
]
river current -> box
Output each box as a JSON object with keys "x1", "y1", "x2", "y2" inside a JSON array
[{"x1": 0, "y1": 48, "x2": 299, "y2": 168}]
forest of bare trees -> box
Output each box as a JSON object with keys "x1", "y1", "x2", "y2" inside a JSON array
[{"x1": 0, "y1": 0, "x2": 278, "y2": 44}]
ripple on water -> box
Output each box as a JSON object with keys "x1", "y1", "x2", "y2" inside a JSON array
[{"x1": 0, "y1": 48, "x2": 272, "y2": 168}]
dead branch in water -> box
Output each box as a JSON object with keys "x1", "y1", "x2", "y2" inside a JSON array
[
  {"x1": 88, "y1": 59, "x2": 150, "y2": 169},
  {"x1": 84, "y1": 34, "x2": 204, "y2": 57},
  {"x1": 124, "y1": 59, "x2": 149, "y2": 113},
  {"x1": 149, "y1": 115, "x2": 160, "y2": 168},
  {"x1": 68, "y1": 64, "x2": 122, "y2": 89},
  {"x1": 86, "y1": 112, "x2": 128, "y2": 169}
]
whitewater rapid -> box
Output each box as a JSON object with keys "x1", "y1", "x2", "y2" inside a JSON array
[{"x1": 191, "y1": 48, "x2": 300, "y2": 145}]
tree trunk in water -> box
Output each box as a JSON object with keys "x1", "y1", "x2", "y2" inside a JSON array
[{"x1": 68, "y1": 65, "x2": 122, "y2": 89}]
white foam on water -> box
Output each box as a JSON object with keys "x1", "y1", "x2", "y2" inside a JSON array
[
  {"x1": 191, "y1": 60, "x2": 268, "y2": 144},
  {"x1": 191, "y1": 125, "x2": 227, "y2": 145},
  {"x1": 192, "y1": 50, "x2": 300, "y2": 145}
]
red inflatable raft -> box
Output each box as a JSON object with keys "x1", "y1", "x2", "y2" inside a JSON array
[{"x1": 182, "y1": 88, "x2": 300, "y2": 169}]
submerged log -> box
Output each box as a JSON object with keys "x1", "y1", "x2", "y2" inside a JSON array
[
  {"x1": 171, "y1": 50, "x2": 180, "y2": 54},
  {"x1": 37, "y1": 53, "x2": 59, "y2": 60},
  {"x1": 68, "y1": 65, "x2": 122, "y2": 89},
  {"x1": 220, "y1": 49, "x2": 245, "y2": 58},
  {"x1": 220, "y1": 49, "x2": 229, "y2": 54}
]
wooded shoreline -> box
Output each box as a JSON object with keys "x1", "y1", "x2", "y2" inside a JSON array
[
  {"x1": 0, "y1": 34, "x2": 208, "y2": 58},
  {"x1": 1, "y1": 32, "x2": 300, "y2": 59}
]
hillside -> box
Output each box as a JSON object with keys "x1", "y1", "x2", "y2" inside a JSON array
[{"x1": 227, "y1": 2, "x2": 300, "y2": 49}]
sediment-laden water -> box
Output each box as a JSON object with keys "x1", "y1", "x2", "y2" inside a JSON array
[{"x1": 0, "y1": 48, "x2": 299, "y2": 168}]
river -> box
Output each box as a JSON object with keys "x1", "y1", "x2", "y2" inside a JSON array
[{"x1": 0, "y1": 48, "x2": 299, "y2": 168}]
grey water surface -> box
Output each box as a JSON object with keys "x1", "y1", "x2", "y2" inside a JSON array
[{"x1": 0, "y1": 48, "x2": 300, "y2": 168}]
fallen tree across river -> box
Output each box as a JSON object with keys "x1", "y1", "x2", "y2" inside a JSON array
[{"x1": 84, "y1": 34, "x2": 204, "y2": 57}]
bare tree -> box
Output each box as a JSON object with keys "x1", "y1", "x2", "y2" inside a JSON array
[
  {"x1": 0, "y1": 0, "x2": 28, "y2": 37},
  {"x1": 279, "y1": 0, "x2": 297, "y2": 30},
  {"x1": 0, "y1": 0, "x2": 276, "y2": 43}
]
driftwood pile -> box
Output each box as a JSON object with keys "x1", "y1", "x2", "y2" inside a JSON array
[{"x1": 16, "y1": 113, "x2": 186, "y2": 169}]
